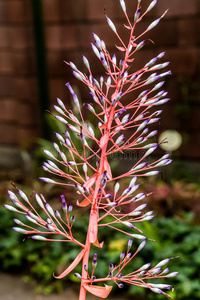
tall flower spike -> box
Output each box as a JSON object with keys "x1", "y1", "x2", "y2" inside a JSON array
[{"x1": 4, "y1": 1, "x2": 178, "y2": 299}]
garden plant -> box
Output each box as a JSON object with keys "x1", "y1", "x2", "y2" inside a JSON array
[{"x1": 4, "y1": 0, "x2": 178, "y2": 299}]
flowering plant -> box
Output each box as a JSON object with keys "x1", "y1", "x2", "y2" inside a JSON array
[{"x1": 4, "y1": 0, "x2": 178, "y2": 299}]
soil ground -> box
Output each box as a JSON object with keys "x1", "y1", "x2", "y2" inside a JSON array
[{"x1": 0, "y1": 273, "x2": 129, "y2": 300}]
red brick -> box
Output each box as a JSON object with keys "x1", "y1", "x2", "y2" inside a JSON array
[
  {"x1": 13, "y1": 51, "x2": 36, "y2": 75},
  {"x1": 0, "y1": 98, "x2": 18, "y2": 122},
  {"x1": 0, "y1": 123, "x2": 18, "y2": 145},
  {"x1": 0, "y1": 1, "x2": 8, "y2": 23},
  {"x1": 0, "y1": 76, "x2": 14, "y2": 96},
  {"x1": 0, "y1": 27, "x2": 10, "y2": 48},
  {"x1": 18, "y1": 126, "x2": 40, "y2": 145},
  {"x1": 86, "y1": 0, "x2": 140, "y2": 21},
  {"x1": 165, "y1": 48, "x2": 197, "y2": 75},
  {"x1": 156, "y1": 0, "x2": 197, "y2": 18},
  {"x1": 9, "y1": 26, "x2": 33, "y2": 49},
  {"x1": 7, "y1": 0, "x2": 31, "y2": 23},
  {"x1": 0, "y1": 51, "x2": 13, "y2": 73},
  {"x1": 60, "y1": 0, "x2": 88, "y2": 21},
  {"x1": 45, "y1": 25, "x2": 62, "y2": 49},
  {"x1": 49, "y1": 78, "x2": 67, "y2": 102},
  {"x1": 132, "y1": 19, "x2": 177, "y2": 47},
  {"x1": 42, "y1": 0, "x2": 61, "y2": 22},
  {"x1": 18, "y1": 101, "x2": 39, "y2": 126},
  {"x1": 178, "y1": 19, "x2": 200, "y2": 46},
  {"x1": 180, "y1": 132, "x2": 200, "y2": 158},
  {"x1": 47, "y1": 51, "x2": 63, "y2": 75},
  {"x1": 14, "y1": 78, "x2": 38, "y2": 99},
  {"x1": 61, "y1": 25, "x2": 79, "y2": 49},
  {"x1": 159, "y1": 104, "x2": 181, "y2": 131}
]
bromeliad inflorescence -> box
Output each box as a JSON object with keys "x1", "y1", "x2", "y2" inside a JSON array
[{"x1": 4, "y1": 0, "x2": 178, "y2": 299}]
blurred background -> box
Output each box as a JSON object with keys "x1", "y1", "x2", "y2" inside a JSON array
[{"x1": 0, "y1": 0, "x2": 200, "y2": 299}]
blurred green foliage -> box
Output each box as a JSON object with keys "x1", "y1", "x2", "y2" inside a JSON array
[{"x1": 0, "y1": 206, "x2": 200, "y2": 299}]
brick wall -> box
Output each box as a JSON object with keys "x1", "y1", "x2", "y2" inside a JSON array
[
  {"x1": 0, "y1": 0, "x2": 200, "y2": 160},
  {"x1": 0, "y1": 0, "x2": 40, "y2": 150}
]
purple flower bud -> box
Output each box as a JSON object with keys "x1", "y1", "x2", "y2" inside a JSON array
[
  {"x1": 166, "y1": 271, "x2": 179, "y2": 277},
  {"x1": 74, "y1": 273, "x2": 81, "y2": 278},
  {"x1": 55, "y1": 210, "x2": 61, "y2": 219},
  {"x1": 119, "y1": 59, "x2": 124, "y2": 69},
  {"x1": 112, "y1": 54, "x2": 117, "y2": 65},
  {"x1": 106, "y1": 17, "x2": 117, "y2": 32},
  {"x1": 57, "y1": 98, "x2": 66, "y2": 110},
  {"x1": 130, "y1": 73, "x2": 138, "y2": 81},
  {"x1": 46, "y1": 217, "x2": 52, "y2": 224},
  {"x1": 12, "y1": 227, "x2": 27, "y2": 234},
  {"x1": 54, "y1": 115, "x2": 68, "y2": 124},
  {"x1": 84, "y1": 265, "x2": 88, "y2": 271},
  {"x1": 120, "y1": 0, "x2": 126, "y2": 12},
  {"x1": 14, "y1": 219, "x2": 24, "y2": 225},
  {"x1": 39, "y1": 177, "x2": 56, "y2": 184},
  {"x1": 120, "y1": 252, "x2": 125, "y2": 260},
  {"x1": 150, "y1": 267, "x2": 162, "y2": 274},
  {"x1": 68, "y1": 161, "x2": 76, "y2": 166},
  {"x1": 54, "y1": 105, "x2": 64, "y2": 115},
  {"x1": 65, "y1": 137, "x2": 72, "y2": 147},
  {"x1": 35, "y1": 193, "x2": 44, "y2": 208},
  {"x1": 91, "y1": 43, "x2": 100, "y2": 59},
  {"x1": 116, "y1": 91, "x2": 123, "y2": 101},
  {"x1": 144, "y1": 171, "x2": 159, "y2": 176},
  {"x1": 145, "y1": 57, "x2": 158, "y2": 68},
  {"x1": 121, "y1": 114, "x2": 129, "y2": 124},
  {"x1": 152, "y1": 81, "x2": 165, "y2": 91},
  {"x1": 114, "y1": 108, "x2": 126, "y2": 118},
  {"x1": 31, "y1": 235, "x2": 47, "y2": 241},
  {"x1": 61, "y1": 195, "x2": 67, "y2": 213},
  {"x1": 134, "y1": 8, "x2": 140, "y2": 22},
  {"x1": 46, "y1": 224, "x2": 55, "y2": 232},
  {"x1": 133, "y1": 162, "x2": 147, "y2": 171},
  {"x1": 137, "y1": 241, "x2": 146, "y2": 252},
  {"x1": 157, "y1": 51, "x2": 166, "y2": 59},
  {"x1": 142, "y1": 215, "x2": 154, "y2": 221},
  {"x1": 146, "y1": 75, "x2": 161, "y2": 85},
  {"x1": 160, "y1": 70, "x2": 172, "y2": 77},
  {"x1": 73, "y1": 70, "x2": 85, "y2": 82},
  {"x1": 109, "y1": 263, "x2": 114, "y2": 270},
  {"x1": 92, "y1": 258, "x2": 97, "y2": 268},
  {"x1": 122, "y1": 221, "x2": 134, "y2": 228},
  {"x1": 147, "y1": 17, "x2": 161, "y2": 31},
  {"x1": 92, "y1": 275, "x2": 96, "y2": 280},
  {"x1": 119, "y1": 283, "x2": 124, "y2": 288},
  {"x1": 155, "y1": 98, "x2": 170, "y2": 105},
  {"x1": 18, "y1": 189, "x2": 29, "y2": 203},
  {"x1": 136, "y1": 40, "x2": 146, "y2": 51},
  {"x1": 105, "y1": 194, "x2": 111, "y2": 198},
  {"x1": 151, "y1": 288, "x2": 163, "y2": 294},
  {"x1": 161, "y1": 268, "x2": 169, "y2": 274},
  {"x1": 70, "y1": 215, "x2": 75, "y2": 222},
  {"x1": 147, "y1": 0, "x2": 157, "y2": 12},
  {"x1": 147, "y1": 130, "x2": 158, "y2": 138},
  {"x1": 128, "y1": 239, "x2": 133, "y2": 249},
  {"x1": 86, "y1": 103, "x2": 95, "y2": 114},
  {"x1": 45, "y1": 203, "x2": 55, "y2": 217},
  {"x1": 68, "y1": 205, "x2": 73, "y2": 212},
  {"x1": 115, "y1": 134, "x2": 125, "y2": 146},
  {"x1": 139, "y1": 263, "x2": 151, "y2": 271},
  {"x1": 118, "y1": 273, "x2": 123, "y2": 278},
  {"x1": 82, "y1": 55, "x2": 90, "y2": 69}
]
